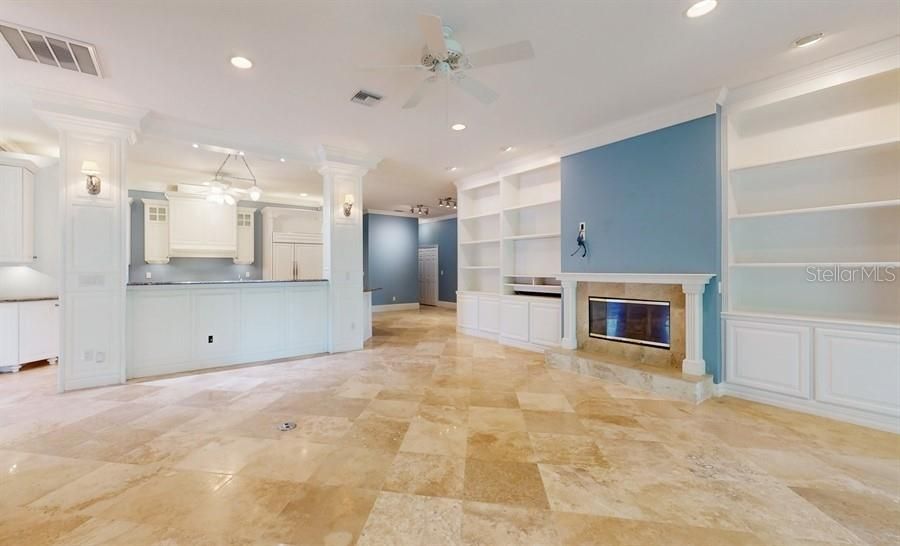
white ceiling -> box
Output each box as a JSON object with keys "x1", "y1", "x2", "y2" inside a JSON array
[{"x1": 1, "y1": 0, "x2": 898, "y2": 213}]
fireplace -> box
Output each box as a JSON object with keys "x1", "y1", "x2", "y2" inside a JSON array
[{"x1": 588, "y1": 297, "x2": 671, "y2": 349}]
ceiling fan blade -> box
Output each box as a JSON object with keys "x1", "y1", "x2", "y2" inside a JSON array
[
  {"x1": 452, "y1": 73, "x2": 498, "y2": 105},
  {"x1": 359, "y1": 64, "x2": 428, "y2": 71},
  {"x1": 402, "y1": 76, "x2": 436, "y2": 109},
  {"x1": 418, "y1": 14, "x2": 449, "y2": 61},
  {"x1": 466, "y1": 40, "x2": 534, "y2": 69}
]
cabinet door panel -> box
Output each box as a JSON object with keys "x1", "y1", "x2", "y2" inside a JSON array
[
  {"x1": 18, "y1": 300, "x2": 58, "y2": 363},
  {"x1": 296, "y1": 243, "x2": 323, "y2": 280},
  {"x1": 0, "y1": 165, "x2": 26, "y2": 264},
  {"x1": 726, "y1": 319, "x2": 811, "y2": 399},
  {"x1": 0, "y1": 303, "x2": 18, "y2": 369},
  {"x1": 500, "y1": 299, "x2": 529, "y2": 341},
  {"x1": 478, "y1": 296, "x2": 500, "y2": 334},
  {"x1": 272, "y1": 243, "x2": 295, "y2": 280},
  {"x1": 458, "y1": 294, "x2": 478, "y2": 329},
  {"x1": 529, "y1": 301, "x2": 560, "y2": 347}
]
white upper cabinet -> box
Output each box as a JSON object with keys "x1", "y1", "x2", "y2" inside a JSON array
[
  {"x1": 0, "y1": 164, "x2": 34, "y2": 265},
  {"x1": 142, "y1": 198, "x2": 170, "y2": 264},
  {"x1": 234, "y1": 208, "x2": 255, "y2": 265},
  {"x1": 167, "y1": 194, "x2": 237, "y2": 258}
]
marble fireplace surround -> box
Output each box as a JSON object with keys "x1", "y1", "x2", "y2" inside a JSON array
[{"x1": 557, "y1": 273, "x2": 715, "y2": 376}]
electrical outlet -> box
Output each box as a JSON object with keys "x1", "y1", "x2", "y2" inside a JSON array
[
  {"x1": 244, "y1": 271, "x2": 250, "y2": 278},
  {"x1": 392, "y1": 296, "x2": 396, "y2": 302},
  {"x1": 207, "y1": 335, "x2": 214, "y2": 343},
  {"x1": 82, "y1": 350, "x2": 93, "y2": 361},
  {"x1": 95, "y1": 352, "x2": 106, "y2": 363},
  {"x1": 145, "y1": 271, "x2": 152, "y2": 280},
  {"x1": 440, "y1": 270, "x2": 444, "y2": 276}
]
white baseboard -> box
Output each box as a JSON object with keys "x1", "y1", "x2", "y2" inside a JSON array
[
  {"x1": 719, "y1": 382, "x2": 900, "y2": 433},
  {"x1": 373, "y1": 303, "x2": 420, "y2": 313},
  {"x1": 436, "y1": 300, "x2": 457, "y2": 310},
  {"x1": 456, "y1": 326, "x2": 498, "y2": 341}
]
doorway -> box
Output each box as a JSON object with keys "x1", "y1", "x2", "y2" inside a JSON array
[{"x1": 418, "y1": 246, "x2": 438, "y2": 306}]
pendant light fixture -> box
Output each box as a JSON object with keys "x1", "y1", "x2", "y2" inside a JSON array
[{"x1": 205, "y1": 152, "x2": 262, "y2": 204}]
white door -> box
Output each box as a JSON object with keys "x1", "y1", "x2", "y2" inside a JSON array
[
  {"x1": 272, "y1": 243, "x2": 295, "y2": 280},
  {"x1": 418, "y1": 247, "x2": 438, "y2": 306},
  {"x1": 296, "y1": 243, "x2": 323, "y2": 280}
]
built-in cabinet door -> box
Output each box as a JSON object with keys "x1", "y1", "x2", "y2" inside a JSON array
[
  {"x1": 143, "y1": 199, "x2": 170, "y2": 264},
  {"x1": 726, "y1": 319, "x2": 811, "y2": 399},
  {"x1": 234, "y1": 208, "x2": 255, "y2": 265},
  {"x1": 457, "y1": 294, "x2": 478, "y2": 330},
  {"x1": 0, "y1": 303, "x2": 18, "y2": 369},
  {"x1": 18, "y1": 300, "x2": 59, "y2": 364},
  {"x1": 296, "y1": 243, "x2": 323, "y2": 280},
  {"x1": 272, "y1": 243, "x2": 295, "y2": 280},
  {"x1": 529, "y1": 301, "x2": 561, "y2": 347},
  {"x1": 0, "y1": 165, "x2": 33, "y2": 265},
  {"x1": 477, "y1": 296, "x2": 500, "y2": 334},
  {"x1": 500, "y1": 299, "x2": 530, "y2": 342}
]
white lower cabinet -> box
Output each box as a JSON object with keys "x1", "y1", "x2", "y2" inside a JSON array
[
  {"x1": 724, "y1": 315, "x2": 900, "y2": 430},
  {"x1": 457, "y1": 293, "x2": 478, "y2": 330},
  {"x1": 0, "y1": 299, "x2": 59, "y2": 373},
  {"x1": 461, "y1": 292, "x2": 560, "y2": 350},
  {"x1": 477, "y1": 295, "x2": 499, "y2": 334},
  {"x1": 529, "y1": 300, "x2": 561, "y2": 347},
  {"x1": 500, "y1": 299, "x2": 530, "y2": 342}
]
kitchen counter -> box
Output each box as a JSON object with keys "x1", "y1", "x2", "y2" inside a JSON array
[
  {"x1": 127, "y1": 279, "x2": 327, "y2": 286},
  {"x1": 0, "y1": 296, "x2": 59, "y2": 303}
]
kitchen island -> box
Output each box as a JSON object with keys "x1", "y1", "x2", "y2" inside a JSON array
[{"x1": 126, "y1": 279, "x2": 327, "y2": 379}]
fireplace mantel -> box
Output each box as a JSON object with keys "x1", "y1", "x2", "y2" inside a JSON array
[{"x1": 556, "y1": 272, "x2": 716, "y2": 377}]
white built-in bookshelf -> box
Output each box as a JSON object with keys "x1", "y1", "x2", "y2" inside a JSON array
[
  {"x1": 726, "y1": 68, "x2": 900, "y2": 325},
  {"x1": 721, "y1": 47, "x2": 900, "y2": 431},
  {"x1": 456, "y1": 157, "x2": 562, "y2": 350}
]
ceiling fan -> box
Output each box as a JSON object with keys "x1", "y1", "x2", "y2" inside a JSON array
[{"x1": 371, "y1": 14, "x2": 535, "y2": 109}]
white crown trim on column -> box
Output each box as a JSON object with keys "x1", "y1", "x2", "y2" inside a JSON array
[
  {"x1": 30, "y1": 88, "x2": 148, "y2": 140},
  {"x1": 317, "y1": 144, "x2": 381, "y2": 173}
]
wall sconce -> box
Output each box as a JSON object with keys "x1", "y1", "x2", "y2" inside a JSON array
[
  {"x1": 81, "y1": 161, "x2": 101, "y2": 195},
  {"x1": 343, "y1": 193, "x2": 354, "y2": 217}
]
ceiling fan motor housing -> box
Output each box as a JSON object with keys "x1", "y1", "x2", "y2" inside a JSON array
[{"x1": 421, "y1": 29, "x2": 465, "y2": 71}]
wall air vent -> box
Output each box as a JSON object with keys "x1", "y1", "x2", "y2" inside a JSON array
[
  {"x1": 350, "y1": 90, "x2": 383, "y2": 107},
  {"x1": 0, "y1": 21, "x2": 102, "y2": 77}
]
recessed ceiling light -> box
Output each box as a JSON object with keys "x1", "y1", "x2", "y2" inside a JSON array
[
  {"x1": 300, "y1": 193, "x2": 308, "y2": 197},
  {"x1": 451, "y1": 123, "x2": 466, "y2": 131},
  {"x1": 446, "y1": 166, "x2": 458, "y2": 172},
  {"x1": 192, "y1": 143, "x2": 199, "y2": 149},
  {"x1": 502, "y1": 146, "x2": 514, "y2": 152},
  {"x1": 685, "y1": 0, "x2": 717, "y2": 18},
  {"x1": 793, "y1": 32, "x2": 824, "y2": 48},
  {"x1": 230, "y1": 56, "x2": 253, "y2": 69},
  {"x1": 238, "y1": 151, "x2": 245, "y2": 156},
  {"x1": 279, "y1": 157, "x2": 286, "y2": 163}
]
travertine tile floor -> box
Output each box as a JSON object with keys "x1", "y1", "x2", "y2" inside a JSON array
[{"x1": 0, "y1": 307, "x2": 897, "y2": 545}]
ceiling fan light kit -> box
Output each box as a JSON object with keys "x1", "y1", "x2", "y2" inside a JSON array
[{"x1": 201, "y1": 153, "x2": 262, "y2": 205}]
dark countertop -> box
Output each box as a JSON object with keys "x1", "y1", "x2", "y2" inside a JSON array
[
  {"x1": 127, "y1": 279, "x2": 328, "y2": 286},
  {"x1": 364, "y1": 287, "x2": 382, "y2": 293},
  {"x1": 0, "y1": 296, "x2": 59, "y2": 303}
]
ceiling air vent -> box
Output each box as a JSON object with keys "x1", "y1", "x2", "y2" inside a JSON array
[
  {"x1": 350, "y1": 90, "x2": 383, "y2": 107},
  {"x1": 0, "y1": 21, "x2": 102, "y2": 77}
]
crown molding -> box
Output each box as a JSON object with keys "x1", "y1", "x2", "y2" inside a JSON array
[
  {"x1": 454, "y1": 150, "x2": 560, "y2": 191},
  {"x1": 29, "y1": 87, "x2": 148, "y2": 142},
  {"x1": 317, "y1": 144, "x2": 381, "y2": 175},
  {"x1": 0, "y1": 150, "x2": 57, "y2": 171},
  {"x1": 725, "y1": 36, "x2": 900, "y2": 113},
  {"x1": 419, "y1": 214, "x2": 456, "y2": 224},
  {"x1": 556, "y1": 88, "x2": 723, "y2": 158}
]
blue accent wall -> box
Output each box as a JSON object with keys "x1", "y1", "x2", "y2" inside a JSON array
[
  {"x1": 363, "y1": 213, "x2": 420, "y2": 306},
  {"x1": 418, "y1": 217, "x2": 458, "y2": 302},
  {"x1": 560, "y1": 114, "x2": 723, "y2": 380},
  {"x1": 128, "y1": 190, "x2": 307, "y2": 284}
]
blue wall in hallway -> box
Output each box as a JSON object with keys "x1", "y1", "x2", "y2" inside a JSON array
[
  {"x1": 560, "y1": 114, "x2": 723, "y2": 380},
  {"x1": 418, "y1": 217, "x2": 458, "y2": 303},
  {"x1": 363, "y1": 213, "x2": 420, "y2": 306}
]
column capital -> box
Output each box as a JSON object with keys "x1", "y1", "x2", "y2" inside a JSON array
[
  {"x1": 316, "y1": 144, "x2": 380, "y2": 176},
  {"x1": 681, "y1": 282, "x2": 707, "y2": 295},
  {"x1": 31, "y1": 90, "x2": 147, "y2": 142}
]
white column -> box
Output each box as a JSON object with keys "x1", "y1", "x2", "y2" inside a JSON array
[
  {"x1": 682, "y1": 282, "x2": 706, "y2": 376},
  {"x1": 317, "y1": 145, "x2": 379, "y2": 353},
  {"x1": 34, "y1": 96, "x2": 147, "y2": 391},
  {"x1": 561, "y1": 279, "x2": 578, "y2": 350}
]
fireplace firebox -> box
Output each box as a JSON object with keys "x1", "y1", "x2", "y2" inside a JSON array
[{"x1": 588, "y1": 296, "x2": 671, "y2": 349}]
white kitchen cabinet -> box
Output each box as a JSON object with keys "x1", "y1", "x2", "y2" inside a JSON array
[
  {"x1": 261, "y1": 207, "x2": 324, "y2": 280},
  {"x1": 142, "y1": 198, "x2": 170, "y2": 264},
  {"x1": 167, "y1": 194, "x2": 237, "y2": 258},
  {"x1": 234, "y1": 208, "x2": 255, "y2": 265},
  {"x1": 0, "y1": 164, "x2": 34, "y2": 265},
  {"x1": 477, "y1": 294, "x2": 500, "y2": 334},
  {"x1": 272, "y1": 243, "x2": 296, "y2": 280},
  {"x1": 457, "y1": 293, "x2": 478, "y2": 330},
  {"x1": 0, "y1": 299, "x2": 59, "y2": 373}
]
